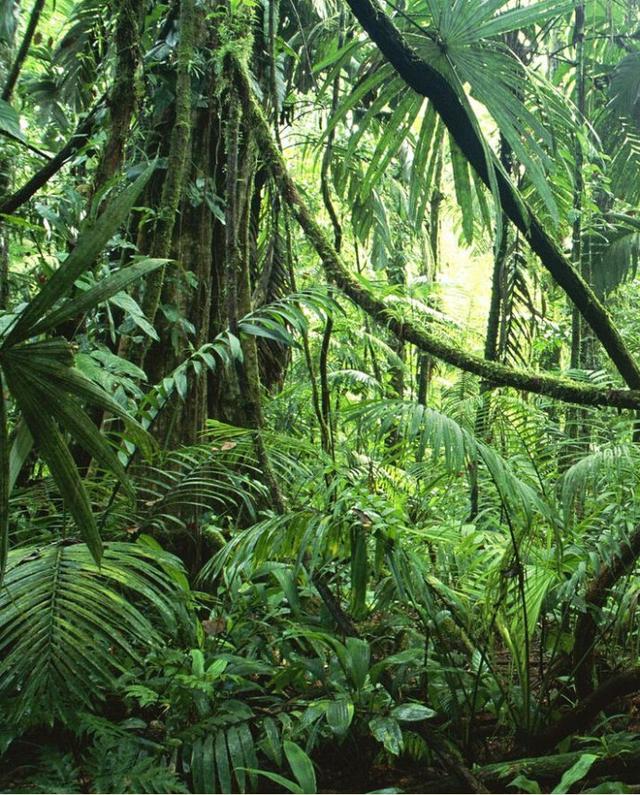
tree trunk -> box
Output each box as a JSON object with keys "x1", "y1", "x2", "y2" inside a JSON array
[{"x1": 343, "y1": 0, "x2": 640, "y2": 393}]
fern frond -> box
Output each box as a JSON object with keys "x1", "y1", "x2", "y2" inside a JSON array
[{"x1": 0, "y1": 541, "x2": 188, "y2": 725}]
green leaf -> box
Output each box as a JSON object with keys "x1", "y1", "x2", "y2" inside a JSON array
[
  {"x1": 245, "y1": 769, "x2": 302, "y2": 794},
  {"x1": 391, "y1": 703, "x2": 437, "y2": 722},
  {"x1": 202, "y1": 734, "x2": 216, "y2": 795},
  {"x1": 215, "y1": 730, "x2": 231, "y2": 793},
  {"x1": 283, "y1": 740, "x2": 316, "y2": 794},
  {"x1": 346, "y1": 637, "x2": 370, "y2": 691},
  {"x1": 450, "y1": 137, "x2": 474, "y2": 245},
  {"x1": 226, "y1": 725, "x2": 246, "y2": 793},
  {"x1": 237, "y1": 321, "x2": 294, "y2": 345},
  {"x1": 350, "y1": 526, "x2": 369, "y2": 619},
  {"x1": 8, "y1": 420, "x2": 33, "y2": 495},
  {"x1": 29, "y1": 258, "x2": 168, "y2": 337},
  {"x1": 326, "y1": 698, "x2": 355, "y2": 736},
  {"x1": 369, "y1": 716, "x2": 403, "y2": 756},
  {"x1": 0, "y1": 542, "x2": 183, "y2": 723},
  {"x1": 470, "y1": 0, "x2": 577, "y2": 40},
  {"x1": 3, "y1": 367, "x2": 102, "y2": 563},
  {"x1": 509, "y1": 774, "x2": 541, "y2": 794},
  {"x1": 3, "y1": 163, "x2": 155, "y2": 346},
  {"x1": 0, "y1": 98, "x2": 23, "y2": 140},
  {"x1": 237, "y1": 723, "x2": 257, "y2": 789},
  {"x1": 584, "y1": 784, "x2": 629, "y2": 794},
  {"x1": 551, "y1": 754, "x2": 598, "y2": 794},
  {"x1": 262, "y1": 717, "x2": 282, "y2": 766}
]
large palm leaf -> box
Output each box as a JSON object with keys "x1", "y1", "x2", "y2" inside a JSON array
[
  {"x1": 322, "y1": 0, "x2": 577, "y2": 239},
  {"x1": 0, "y1": 540, "x2": 188, "y2": 727},
  {"x1": 0, "y1": 165, "x2": 159, "y2": 577}
]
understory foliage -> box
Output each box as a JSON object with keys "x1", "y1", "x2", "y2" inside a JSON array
[{"x1": 4, "y1": 1, "x2": 640, "y2": 793}]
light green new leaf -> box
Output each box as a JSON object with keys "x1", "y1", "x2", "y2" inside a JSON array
[
  {"x1": 509, "y1": 774, "x2": 541, "y2": 793},
  {"x1": 552, "y1": 754, "x2": 598, "y2": 794}
]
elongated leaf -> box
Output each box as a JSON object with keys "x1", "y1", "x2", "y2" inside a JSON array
[
  {"x1": 18, "y1": 375, "x2": 132, "y2": 496},
  {"x1": 226, "y1": 725, "x2": 246, "y2": 793},
  {"x1": 262, "y1": 717, "x2": 282, "y2": 766},
  {"x1": 450, "y1": 136, "x2": 474, "y2": 245},
  {"x1": 0, "y1": 541, "x2": 183, "y2": 724},
  {"x1": 215, "y1": 730, "x2": 231, "y2": 794},
  {"x1": 391, "y1": 703, "x2": 437, "y2": 722},
  {"x1": 237, "y1": 723, "x2": 257, "y2": 789},
  {"x1": 246, "y1": 769, "x2": 302, "y2": 794},
  {"x1": 369, "y1": 716, "x2": 403, "y2": 756},
  {"x1": 4, "y1": 163, "x2": 155, "y2": 345},
  {"x1": 3, "y1": 368, "x2": 102, "y2": 562},
  {"x1": 326, "y1": 699, "x2": 355, "y2": 736},
  {"x1": 29, "y1": 258, "x2": 168, "y2": 337},
  {"x1": 8, "y1": 420, "x2": 33, "y2": 495},
  {"x1": 0, "y1": 382, "x2": 7, "y2": 582},
  {"x1": 470, "y1": 0, "x2": 577, "y2": 41},
  {"x1": 0, "y1": 98, "x2": 22, "y2": 140},
  {"x1": 283, "y1": 741, "x2": 316, "y2": 794},
  {"x1": 4, "y1": 343, "x2": 153, "y2": 452},
  {"x1": 346, "y1": 637, "x2": 371, "y2": 691},
  {"x1": 552, "y1": 754, "x2": 598, "y2": 794},
  {"x1": 350, "y1": 527, "x2": 369, "y2": 618}
]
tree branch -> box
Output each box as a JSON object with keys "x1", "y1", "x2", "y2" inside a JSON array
[
  {"x1": 0, "y1": 103, "x2": 102, "y2": 216},
  {"x1": 232, "y1": 58, "x2": 640, "y2": 412},
  {"x1": 342, "y1": 0, "x2": 640, "y2": 392},
  {"x1": 2, "y1": 0, "x2": 45, "y2": 103},
  {"x1": 527, "y1": 667, "x2": 640, "y2": 754}
]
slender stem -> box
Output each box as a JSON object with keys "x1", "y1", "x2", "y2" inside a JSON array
[
  {"x1": 0, "y1": 371, "x2": 9, "y2": 582},
  {"x1": 1, "y1": 0, "x2": 45, "y2": 102}
]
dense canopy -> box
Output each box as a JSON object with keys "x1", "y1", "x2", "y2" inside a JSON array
[{"x1": 3, "y1": 0, "x2": 640, "y2": 792}]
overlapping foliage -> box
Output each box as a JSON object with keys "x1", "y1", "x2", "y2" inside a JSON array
[{"x1": 3, "y1": 1, "x2": 640, "y2": 793}]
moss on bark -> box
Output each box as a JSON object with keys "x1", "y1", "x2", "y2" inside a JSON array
[{"x1": 233, "y1": 58, "x2": 640, "y2": 413}]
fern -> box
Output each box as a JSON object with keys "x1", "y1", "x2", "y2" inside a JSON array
[{"x1": 0, "y1": 541, "x2": 189, "y2": 726}]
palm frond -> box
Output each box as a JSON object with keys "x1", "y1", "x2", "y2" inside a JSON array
[{"x1": 0, "y1": 541, "x2": 189, "y2": 726}]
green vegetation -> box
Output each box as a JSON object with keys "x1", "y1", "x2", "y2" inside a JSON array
[{"x1": 4, "y1": 0, "x2": 640, "y2": 792}]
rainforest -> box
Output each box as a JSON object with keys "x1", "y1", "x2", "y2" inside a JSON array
[{"x1": 3, "y1": 0, "x2": 640, "y2": 792}]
